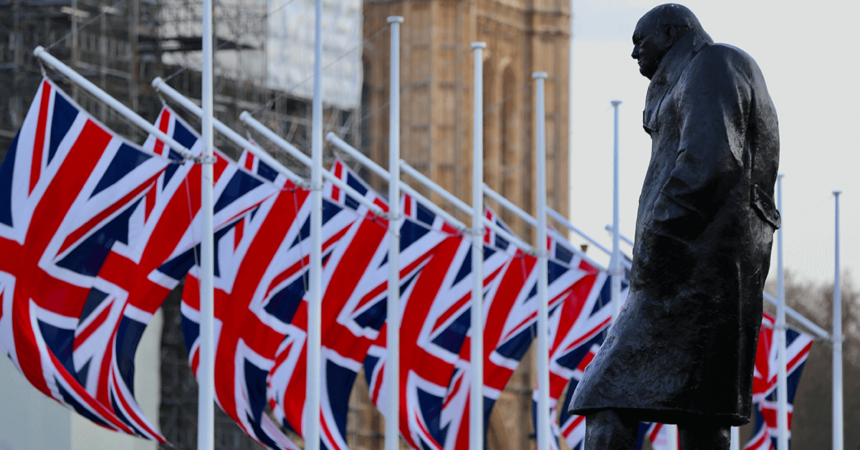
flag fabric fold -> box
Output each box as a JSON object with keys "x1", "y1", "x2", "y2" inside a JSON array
[
  {"x1": 70, "y1": 106, "x2": 277, "y2": 441},
  {"x1": 270, "y1": 162, "x2": 465, "y2": 450},
  {"x1": 440, "y1": 214, "x2": 601, "y2": 450},
  {"x1": 539, "y1": 269, "x2": 621, "y2": 450},
  {"x1": 265, "y1": 159, "x2": 389, "y2": 450},
  {"x1": 179, "y1": 153, "x2": 361, "y2": 449},
  {"x1": 365, "y1": 207, "x2": 521, "y2": 450},
  {"x1": 0, "y1": 78, "x2": 172, "y2": 437},
  {"x1": 555, "y1": 267, "x2": 629, "y2": 450}
]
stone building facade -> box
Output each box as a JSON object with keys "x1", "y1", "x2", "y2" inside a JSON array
[{"x1": 350, "y1": 1, "x2": 571, "y2": 448}]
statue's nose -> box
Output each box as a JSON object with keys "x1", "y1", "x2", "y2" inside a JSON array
[{"x1": 631, "y1": 46, "x2": 639, "y2": 59}]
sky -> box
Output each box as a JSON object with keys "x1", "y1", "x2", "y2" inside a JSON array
[{"x1": 567, "y1": 0, "x2": 860, "y2": 291}]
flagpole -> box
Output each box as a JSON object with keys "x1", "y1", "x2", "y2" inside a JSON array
[
  {"x1": 547, "y1": 209, "x2": 628, "y2": 269},
  {"x1": 730, "y1": 427, "x2": 740, "y2": 450},
  {"x1": 33, "y1": 48, "x2": 194, "y2": 160},
  {"x1": 152, "y1": 79, "x2": 305, "y2": 186},
  {"x1": 610, "y1": 100, "x2": 622, "y2": 322},
  {"x1": 533, "y1": 71, "x2": 550, "y2": 450},
  {"x1": 832, "y1": 190, "x2": 843, "y2": 450},
  {"x1": 385, "y1": 16, "x2": 403, "y2": 450},
  {"x1": 306, "y1": 0, "x2": 324, "y2": 448},
  {"x1": 197, "y1": 0, "x2": 215, "y2": 446},
  {"x1": 470, "y1": 41, "x2": 486, "y2": 450},
  {"x1": 776, "y1": 174, "x2": 788, "y2": 450}
]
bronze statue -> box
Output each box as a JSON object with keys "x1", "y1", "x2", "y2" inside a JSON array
[{"x1": 567, "y1": 4, "x2": 781, "y2": 449}]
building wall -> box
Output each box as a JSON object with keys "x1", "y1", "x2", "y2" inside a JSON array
[
  {"x1": 0, "y1": 358, "x2": 72, "y2": 450},
  {"x1": 353, "y1": 1, "x2": 570, "y2": 448},
  {"x1": 360, "y1": 0, "x2": 569, "y2": 227}
]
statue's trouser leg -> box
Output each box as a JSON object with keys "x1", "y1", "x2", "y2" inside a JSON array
[
  {"x1": 677, "y1": 424, "x2": 730, "y2": 450},
  {"x1": 584, "y1": 409, "x2": 638, "y2": 450}
]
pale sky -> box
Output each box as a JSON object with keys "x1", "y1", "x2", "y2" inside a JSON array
[{"x1": 568, "y1": 0, "x2": 860, "y2": 292}]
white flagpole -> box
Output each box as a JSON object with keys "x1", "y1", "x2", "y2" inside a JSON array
[
  {"x1": 731, "y1": 427, "x2": 740, "y2": 450},
  {"x1": 326, "y1": 133, "x2": 530, "y2": 251},
  {"x1": 470, "y1": 41, "x2": 486, "y2": 450},
  {"x1": 152, "y1": 79, "x2": 306, "y2": 186},
  {"x1": 776, "y1": 174, "x2": 788, "y2": 450},
  {"x1": 610, "y1": 100, "x2": 622, "y2": 322},
  {"x1": 533, "y1": 71, "x2": 550, "y2": 450},
  {"x1": 832, "y1": 190, "x2": 843, "y2": 450},
  {"x1": 197, "y1": 0, "x2": 215, "y2": 446},
  {"x1": 386, "y1": 16, "x2": 403, "y2": 450},
  {"x1": 33, "y1": 48, "x2": 194, "y2": 160},
  {"x1": 306, "y1": 0, "x2": 323, "y2": 448}
]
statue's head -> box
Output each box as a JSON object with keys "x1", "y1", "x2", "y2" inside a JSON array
[{"x1": 632, "y1": 4, "x2": 703, "y2": 79}]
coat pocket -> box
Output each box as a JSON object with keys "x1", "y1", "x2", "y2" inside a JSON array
[{"x1": 751, "y1": 184, "x2": 781, "y2": 229}]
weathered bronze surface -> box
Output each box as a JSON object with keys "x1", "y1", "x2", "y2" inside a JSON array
[{"x1": 568, "y1": 3, "x2": 781, "y2": 446}]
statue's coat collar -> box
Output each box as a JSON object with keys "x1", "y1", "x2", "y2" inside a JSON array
[{"x1": 643, "y1": 29, "x2": 713, "y2": 134}]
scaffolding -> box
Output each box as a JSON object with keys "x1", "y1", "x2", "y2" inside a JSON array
[
  {"x1": 0, "y1": 0, "x2": 361, "y2": 160},
  {"x1": 0, "y1": 0, "x2": 163, "y2": 149}
]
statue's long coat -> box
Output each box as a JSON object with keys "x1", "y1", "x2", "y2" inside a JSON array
[{"x1": 568, "y1": 29, "x2": 780, "y2": 426}]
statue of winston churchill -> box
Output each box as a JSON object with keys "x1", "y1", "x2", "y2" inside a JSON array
[{"x1": 567, "y1": 4, "x2": 781, "y2": 449}]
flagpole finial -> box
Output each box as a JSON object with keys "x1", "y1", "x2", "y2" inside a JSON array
[
  {"x1": 833, "y1": 190, "x2": 842, "y2": 196},
  {"x1": 611, "y1": 100, "x2": 622, "y2": 107},
  {"x1": 471, "y1": 42, "x2": 486, "y2": 49},
  {"x1": 532, "y1": 72, "x2": 548, "y2": 79},
  {"x1": 387, "y1": 16, "x2": 404, "y2": 24},
  {"x1": 778, "y1": 173, "x2": 785, "y2": 180}
]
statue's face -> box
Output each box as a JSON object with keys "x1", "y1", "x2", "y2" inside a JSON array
[{"x1": 631, "y1": 19, "x2": 672, "y2": 80}]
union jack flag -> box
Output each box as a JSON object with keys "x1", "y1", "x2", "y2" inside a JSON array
[
  {"x1": 364, "y1": 207, "x2": 520, "y2": 450},
  {"x1": 0, "y1": 78, "x2": 171, "y2": 435},
  {"x1": 535, "y1": 267, "x2": 615, "y2": 450},
  {"x1": 743, "y1": 312, "x2": 812, "y2": 450},
  {"x1": 68, "y1": 107, "x2": 277, "y2": 441},
  {"x1": 265, "y1": 159, "x2": 387, "y2": 449},
  {"x1": 180, "y1": 154, "x2": 358, "y2": 449},
  {"x1": 554, "y1": 270, "x2": 628, "y2": 450},
  {"x1": 270, "y1": 162, "x2": 463, "y2": 450},
  {"x1": 440, "y1": 215, "x2": 598, "y2": 450}
]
